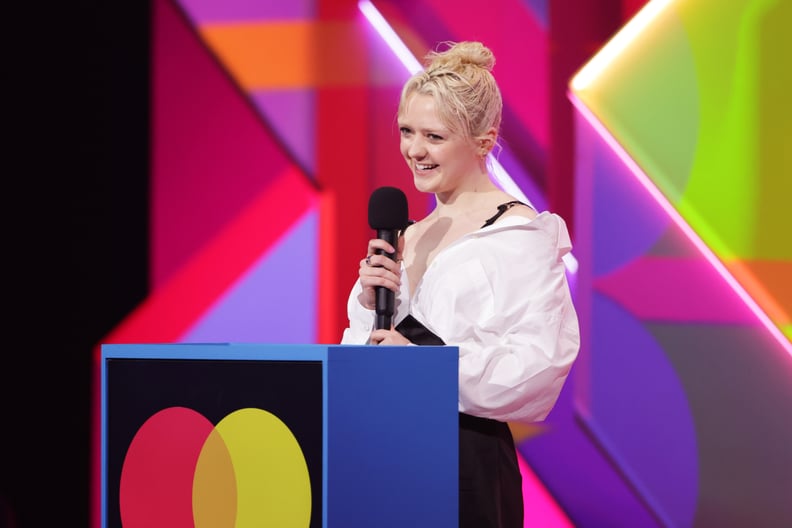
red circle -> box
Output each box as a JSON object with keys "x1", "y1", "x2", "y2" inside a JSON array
[{"x1": 119, "y1": 407, "x2": 214, "y2": 528}]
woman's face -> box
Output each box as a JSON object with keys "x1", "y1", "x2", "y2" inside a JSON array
[{"x1": 398, "y1": 93, "x2": 479, "y2": 195}]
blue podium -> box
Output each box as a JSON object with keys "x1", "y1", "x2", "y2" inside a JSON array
[{"x1": 101, "y1": 343, "x2": 459, "y2": 528}]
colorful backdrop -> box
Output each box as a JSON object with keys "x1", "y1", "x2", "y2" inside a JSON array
[{"x1": 94, "y1": 0, "x2": 792, "y2": 526}]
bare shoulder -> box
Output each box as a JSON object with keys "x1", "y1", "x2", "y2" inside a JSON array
[
  {"x1": 500, "y1": 200, "x2": 538, "y2": 221},
  {"x1": 513, "y1": 203, "x2": 538, "y2": 219}
]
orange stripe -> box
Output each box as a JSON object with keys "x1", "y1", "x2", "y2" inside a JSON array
[
  {"x1": 508, "y1": 421, "x2": 548, "y2": 443},
  {"x1": 199, "y1": 20, "x2": 368, "y2": 89},
  {"x1": 724, "y1": 258, "x2": 791, "y2": 327}
]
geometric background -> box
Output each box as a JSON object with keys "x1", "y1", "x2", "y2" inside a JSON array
[
  {"x1": 569, "y1": 1, "x2": 792, "y2": 525},
  {"x1": 97, "y1": 0, "x2": 792, "y2": 526},
  {"x1": 3, "y1": 1, "x2": 790, "y2": 527}
]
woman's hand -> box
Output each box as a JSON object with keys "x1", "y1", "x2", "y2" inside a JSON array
[
  {"x1": 357, "y1": 236, "x2": 404, "y2": 310},
  {"x1": 369, "y1": 327, "x2": 411, "y2": 345}
]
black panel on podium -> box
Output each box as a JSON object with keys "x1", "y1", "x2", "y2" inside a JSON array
[{"x1": 101, "y1": 343, "x2": 459, "y2": 527}]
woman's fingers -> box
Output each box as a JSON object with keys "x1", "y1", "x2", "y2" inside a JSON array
[
  {"x1": 363, "y1": 252, "x2": 402, "y2": 276},
  {"x1": 360, "y1": 262, "x2": 400, "y2": 289},
  {"x1": 358, "y1": 237, "x2": 403, "y2": 311},
  {"x1": 369, "y1": 328, "x2": 410, "y2": 345},
  {"x1": 367, "y1": 238, "x2": 397, "y2": 259}
]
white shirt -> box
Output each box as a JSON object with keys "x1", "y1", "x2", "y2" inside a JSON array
[{"x1": 341, "y1": 211, "x2": 580, "y2": 424}]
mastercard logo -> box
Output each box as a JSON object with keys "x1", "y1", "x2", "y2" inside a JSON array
[{"x1": 118, "y1": 406, "x2": 312, "y2": 527}]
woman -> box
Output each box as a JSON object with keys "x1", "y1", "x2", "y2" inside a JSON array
[{"x1": 341, "y1": 41, "x2": 580, "y2": 528}]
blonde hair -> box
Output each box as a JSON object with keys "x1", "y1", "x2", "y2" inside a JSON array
[{"x1": 398, "y1": 41, "x2": 503, "y2": 151}]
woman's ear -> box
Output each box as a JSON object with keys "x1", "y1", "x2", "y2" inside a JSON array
[{"x1": 477, "y1": 127, "x2": 498, "y2": 157}]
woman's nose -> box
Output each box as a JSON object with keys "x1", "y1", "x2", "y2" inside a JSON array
[{"x1": 406, "y1": 138, "x2": 425, "y2": 158}]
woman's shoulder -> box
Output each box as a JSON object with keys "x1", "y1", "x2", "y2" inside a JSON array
[
  {"x1": 483, "y1": 199, "x2": 537, "y2": 226},
  {"x1": 477, "y1": 211, "x2": 573, "y2": 254}
]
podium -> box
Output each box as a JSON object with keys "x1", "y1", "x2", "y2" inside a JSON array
[{"x1": 100, "y1": 343, "x2": 459, "y2": 528}]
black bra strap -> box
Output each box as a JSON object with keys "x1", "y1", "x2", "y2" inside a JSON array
[{"x1": 480, "y1": 200, "x2": 528, "y2": 228}]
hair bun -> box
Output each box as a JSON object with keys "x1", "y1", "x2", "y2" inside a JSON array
[{"x1": 425, "y1": 41, "x2": 495, "y2": 72}]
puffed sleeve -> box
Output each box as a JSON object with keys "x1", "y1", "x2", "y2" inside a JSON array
[{"x1": 415, "y1": 213, "x2": 580, "y2": 423}]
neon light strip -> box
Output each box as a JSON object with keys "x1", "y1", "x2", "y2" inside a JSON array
[
  {"x1": 569, "y1": 91, "x2": 792, "y2": 356},
  {"x1": 358, "y1": 0, "x2": 422, "y2": 74},
  {"x1": 571, "y1": 0, "x2": 675, "y2": 91},
  {"x1": 358, "y1": 0, "x2": 578, "y2": 273}
]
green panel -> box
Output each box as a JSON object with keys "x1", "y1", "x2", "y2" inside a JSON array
[
  {"x1": 573, "y1": 0, "x2": 791, "y2": 260},
  {"x1": 580, "y1": 8, "x2": 699, "y2": 204},
  {"x1": 684, "y1": 0, "x2": 791, "y2": 259}
]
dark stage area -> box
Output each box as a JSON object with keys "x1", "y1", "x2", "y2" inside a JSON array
[{"x1": 4, "y1": 3, "x2": 150, "y2": 526}]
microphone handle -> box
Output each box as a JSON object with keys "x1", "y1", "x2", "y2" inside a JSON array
[{"x1": 374, "y1": 229, "x2": 399, "y2": 329}]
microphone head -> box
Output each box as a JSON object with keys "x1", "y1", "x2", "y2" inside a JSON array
[{"x1": 368, "y1": 186, "x2": 409, "y2": 230}]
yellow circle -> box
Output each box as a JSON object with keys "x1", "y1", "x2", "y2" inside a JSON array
[{"x1": 194, "y1": 408, "x2": 312, "y2": 528}]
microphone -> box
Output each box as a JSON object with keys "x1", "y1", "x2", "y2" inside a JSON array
[{"x1": 368, "y1": 186, "x2": 409, "y2": 330}]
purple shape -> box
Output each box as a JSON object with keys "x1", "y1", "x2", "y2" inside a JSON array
[
  {"x1": 521, "y1": 0, "x2": 548, "y2": 29},
  {"x1": 177, "y1": 0, "x2": 316, "y2": 24},
  {"x1": 590, "y1": 120, "x2": 671, "y2": 277},
  {"x1": 586, "y1": 292, "x2": 698, "y2": 527},
  {"x1": 519, "y1": 366, "x2": 663, "y2": 528},
  {"x1": 183, "y1": 208, "x2": 317, "y2": 343},
  {"x1": 251, "y1": 89, "x2": 317, "y2": 177}
]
